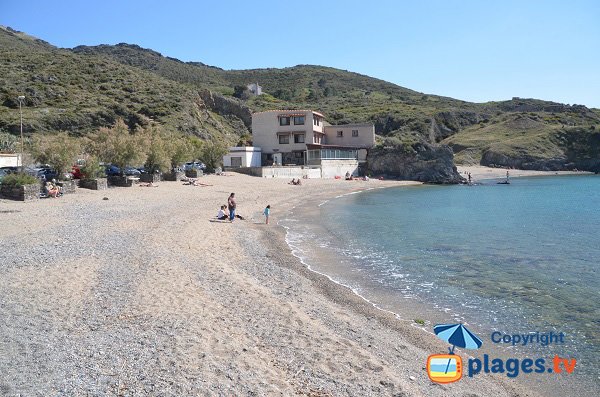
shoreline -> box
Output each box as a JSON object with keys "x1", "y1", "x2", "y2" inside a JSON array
[
  {"x1": 270, "y1": 173, "x2": 598, "y2": 397},
  {"x1": 1, "y1": 170, "x2": 592, "y2": 395},
  {"x1": 248, "y1": 179, "x2": 546, "y2": 396},
  {"x1": 457, "y1": 165, "x2": 593, "y2": 182}
]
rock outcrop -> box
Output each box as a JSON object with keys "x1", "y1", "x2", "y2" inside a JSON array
[
  {"x1": 199, "y1": 89, "x2": 252, "y2": 129},
  {"x1": 368, "y1": 142, "x2": 465, "y2": 184},
  {"x1": 481, "y1": 128, "x2": 600, "y2": 172}
]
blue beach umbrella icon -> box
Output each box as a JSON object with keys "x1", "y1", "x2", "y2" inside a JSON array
[{"x1": 434, "y1": 323, "x2": 483, "y2": 373}]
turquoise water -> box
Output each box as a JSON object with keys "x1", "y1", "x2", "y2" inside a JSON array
[{"x1": 283, "y1": 175, "x2": 600, "y2": 385}]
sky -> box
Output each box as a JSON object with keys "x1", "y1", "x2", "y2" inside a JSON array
[{"x1": 1, "y1": 0, "x2": 599, "y2": 108}]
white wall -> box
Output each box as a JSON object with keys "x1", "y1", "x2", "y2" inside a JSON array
[
  {"x1": 321, "y1": 159, "x2": 359, "y2": 178},
  {"x1": 252, "y1": 110, "x2": 323, "y2": 154},
  {"x1": 323, "y1": 123, "x2": 375, "y2": 148},
  {"x1": 0, "y1": 154, "x2": 21, "y2": 167},
  {"x1": 260, "y1": 166, "x2": 322, "y2": 179},
  {"x1": 223, "y1": 148, "x2": 261, "y2": 167}
]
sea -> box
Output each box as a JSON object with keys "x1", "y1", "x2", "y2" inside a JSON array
[{"x1": 282, "y1": 174, "x2": 600, "y2": 393}]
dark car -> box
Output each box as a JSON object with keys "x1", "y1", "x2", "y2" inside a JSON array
[
  {"x1": 105, "y1": 165, "x2": 141, "y2": 176},
  {"x1": 0, "y1": 168, "x2": 8, "y2": 183},
  {"x1": 184, "y1": 161, "x2": 206, "y2": 171},
  {"x1": 27, "y1": 167, "x2": 58, "y2": 181}
]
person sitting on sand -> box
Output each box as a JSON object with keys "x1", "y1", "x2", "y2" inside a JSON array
[
  {"x1": 345, "y1": 171, "x2": 353, "y2": 180},
  {"x1": 289, "y1": 178, "x2": 297, "y2": 185},
  {"x1": 217, "y1": 205, "x2": 229, "y2": 220},
  {"x1": 45, "y1": 180, "x2": 60, "y2": 198}
]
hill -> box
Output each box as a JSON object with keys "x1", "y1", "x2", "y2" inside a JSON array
[
  {"x1": 1, "y1": 26, "x2": 599, "y2": 172},
  {"x1": 0, "y1": 26, "x2": 247, "y2": 144}
]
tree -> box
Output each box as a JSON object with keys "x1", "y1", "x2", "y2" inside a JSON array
[
  {"x1": 142, "y1": 124, "x2": 171, "y2": 173},
  {"x1": 168, "y1": 135, "x2": 193, "y2": 168},
  {"x1": 31, "y1": 132, "x2": 81, "y2": 179},
  {"x1": 233, "y1": 85, "x2": 251, "y2": 100},
  {"x1": 200, "y1": 140, "x2": 228, "y2": 172},
  {"x1": 88, "y1": 119, "x2": 146, "y2": 176},
  {"x1": 237, "y1": 133, "x2": 252, "y2": 146}
]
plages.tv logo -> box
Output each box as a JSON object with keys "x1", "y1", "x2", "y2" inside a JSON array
[
  {"x1": 426, "y1": 323, "x2": 577, "y2": 383},
  {"x1": 426, "y1": 323, "x2": 482, "y2": 383}
]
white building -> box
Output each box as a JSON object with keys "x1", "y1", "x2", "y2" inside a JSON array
[
  {"x1": 222, "y1": 146, "x2": 262, "y2": 168},
  {"x1": 251, "y1": 110, "x2": 374, "y2": 169},
  {"x1": 247, "y1": 82, "x2": 262, "y2": 96},
  {"x1": 0, "y1": 153, "x2": 21, "y2": 167}
]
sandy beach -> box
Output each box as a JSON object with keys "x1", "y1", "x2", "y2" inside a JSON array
[
  {"x1": 0, "y1": 172, "x2": 550, "y2": 396},
  {"x1": 457, "y1": 165, "x2": 592, "y2": 182}
]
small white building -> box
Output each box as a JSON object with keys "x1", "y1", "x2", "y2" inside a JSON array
[
  {"x1": 0, "y1": 153, "x2": 21, "y2": 167},
  {"x1": 223, "y1": 147, "x2": 262, "y2": 168},
  {"x1": 247, "y1": 82, "x2": 262, "y2": 96}
]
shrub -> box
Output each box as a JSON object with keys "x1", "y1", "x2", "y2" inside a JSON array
[
  {"x1": 30, "y1": 132, "x2": 81, "y2": 179},
  {"x1": 200, "y1": 140, "x2": 228, "y2": 172},
  {"x1": 80, "y1": 156, "x2": 104, "y2": 179},
  {"x1": 1, "y1": 172, "x2": 38, "y2": 186},
  {"x1": 88, "y1": 119, "x2": 146, "y2": 176}
]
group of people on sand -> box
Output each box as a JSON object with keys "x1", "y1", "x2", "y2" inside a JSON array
[
  {"x1": 345, "y1": 171, "x2": 369, "y2": 181},
  {"x1": 217, "y1": 193, "x2": 239, "y2": 221},
  {"x1": 288, "y1": 178, "x2": 302, "y2": 185},
  {"x1": 216, "y1": 192, "x2": 270, "y2": 224}
]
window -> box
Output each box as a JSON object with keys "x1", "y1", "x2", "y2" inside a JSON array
[
  {"x1": 293, "y1": 116, "x2": 305, "y2": 125},
  {"x1": 279, "y1": 134, "x2": 290, "y2": 144},
  {"x1": 231, "y1": 157, "x2": 242, "y2": 167},
  {"x1": 294, "y1": 151, "x2": 303, "y2": 158},
  {"x1": 352, "y1": 129, "x2": 359, "y2": 137},
  {"x1": 313, "y1": 117, "x2": 320, "y2": 126},
  {"x1": 280, "y1": 117, "x2": 290, "y2": 126},
  {"x1": 294, "y1": 134, "x2": 305, "y2": 143},
  {"x1": 337, "y1": 130, "x2": 343, "y2": 137}
]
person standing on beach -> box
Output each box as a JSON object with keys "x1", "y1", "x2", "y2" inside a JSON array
[
  {"x1": 264, "y1": 205, "x2": 270, "y2": 224},
  {"x1": 228, "y1": 193, "x2": 237, "y2": 222}
]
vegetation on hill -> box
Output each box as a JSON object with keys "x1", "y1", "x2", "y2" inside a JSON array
[
  {"x1": 0, "y1": 26, "x2": 245, "y2": 145},
  {"x1": 1, "y1": 25, "x2": 599, "y2": 171}
]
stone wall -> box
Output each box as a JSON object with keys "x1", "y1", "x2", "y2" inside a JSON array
[
  {"x1": 140, "y1": 173, "x2": 161, "y2": 183},
  {"x1": 163, "y1": 171, "x2": 184, "y2": 181},
  {"x1": 57, "y1": 180, "x2": 77, "y2": 194},
  {"x1": 185, "y1": 169, "x2": 203, "y2": 178},
  {"x1": 107, "y1": 176, "x2": 133, "y2": 187},
  {"x1": 80, "y1": 178, "x2": 108, "y2": 190},
  {"x1": 0, "y1": 183, "x2": 40, "y2": 201}
]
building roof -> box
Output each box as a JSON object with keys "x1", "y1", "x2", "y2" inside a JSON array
[
  {"x1": 306, "y1": 144, "x2": 371, "y2": 150},
  {"x1": 252, "y1": 109, "x2": 325, "y2": 118},
  {"x1": 325, "y1": 123, "x2": 374, "y2": 128}
]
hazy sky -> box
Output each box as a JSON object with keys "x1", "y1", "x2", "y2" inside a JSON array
[{"x1": 2, "y1": 0, "x2": 599, "y2": 108}]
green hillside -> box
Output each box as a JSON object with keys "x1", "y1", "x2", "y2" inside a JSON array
[
  {"x1": 0, "y1": 26, "x2": 245, "y2": 143},
  {"x1": 1, "y1": 25, "x2": 599, "y2": 171}
]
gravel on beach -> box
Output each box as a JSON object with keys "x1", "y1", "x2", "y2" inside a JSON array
[{"x1": 0, "y1": 174, "x2": 540, "y2": 396}]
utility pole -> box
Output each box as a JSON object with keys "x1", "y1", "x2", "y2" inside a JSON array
[{"x1": 17, "y1": 95, "x2": 25, "y2": 171}]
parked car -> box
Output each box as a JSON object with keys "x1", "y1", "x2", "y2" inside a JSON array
[
  {"x1": 28, "y1": 166, "x2": 58, "y2": 181},
  {"x1": 71, "y1": 165, "x2": 83, "y2": 179},
  {"x1": 184, "y1": 161, "x2": 206, "y2": 171},
  {"x1": 0, "y1": 166, "x2": 19, "y2": 174},
  {"x1": 105, "y1": 165, "x2": 141, "y2": 176},
  {"x1": 0, "y1": 168, "x2": 8, "y2": 183}
]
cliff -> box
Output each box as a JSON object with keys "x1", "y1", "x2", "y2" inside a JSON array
[{"x1": 367, "y1": 142, "x2": 465, "y2": 184}]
